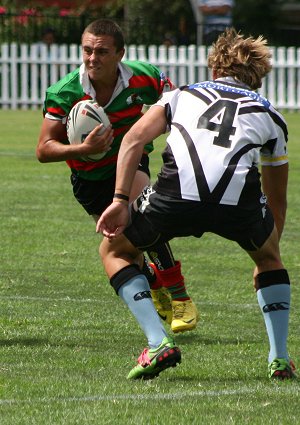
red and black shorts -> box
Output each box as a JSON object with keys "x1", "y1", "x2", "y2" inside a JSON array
[{"x1": 70, "y1": 154, "x2": 150, "y2": 216}]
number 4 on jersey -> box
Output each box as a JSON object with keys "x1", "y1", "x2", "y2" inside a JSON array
[{"x1": 197, "y1": 99, "x2": 238, "y2": 148}]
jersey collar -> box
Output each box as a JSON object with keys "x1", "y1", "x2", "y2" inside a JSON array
[
  {"x1": 215, "y1": 76, "x2": 251, "y2": 90},
  {"x1": 79, "y1": 62, "x2": 133, "y2": 106}
]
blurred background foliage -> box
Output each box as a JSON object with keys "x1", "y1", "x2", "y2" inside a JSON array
[{"x1": 0, "y1": 0, "x2": 300, "y2": 46}]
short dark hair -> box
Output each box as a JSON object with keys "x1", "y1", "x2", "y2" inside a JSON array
[{"x1": 82, "y1": 19, "x2": 125, "y2": 52}]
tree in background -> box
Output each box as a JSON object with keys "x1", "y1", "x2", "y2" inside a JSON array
[
  {"x1": 1, "y1": 0, "x2": 299, "y2": 46},
  {"x1": 232, "y1": 0, "x2": 284, "y2": 45},
  {"x1": 119, "y1": 0, "x2": 197, "y2": 45},
  {"x1": 0, "y1": 0, "x2": 196, "y2": 45}
]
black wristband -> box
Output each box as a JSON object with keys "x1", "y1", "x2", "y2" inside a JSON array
[{"x1": 113, "y1": 193, "x2": 129, "y2": 202}]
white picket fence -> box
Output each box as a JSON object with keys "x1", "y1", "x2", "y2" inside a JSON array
[{"x1": 1, "y1": 42, "x2": 300, "y2": 110}]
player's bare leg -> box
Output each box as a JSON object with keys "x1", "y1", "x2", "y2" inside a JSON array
[{"x1": 246, "y1": 227, "x2": 295, "y2": 379}]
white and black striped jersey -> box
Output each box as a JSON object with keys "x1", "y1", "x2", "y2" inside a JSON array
[{"x1": 153, "y1": 78, "x2": 288, "y2": 206}]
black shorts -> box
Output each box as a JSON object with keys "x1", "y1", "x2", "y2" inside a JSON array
[
  {"x1": 124, "y1": 186, "x2": 274, "y2": 252},
  {"x1": 70, "y1": 154, "x2": 150, "y2": 216}
]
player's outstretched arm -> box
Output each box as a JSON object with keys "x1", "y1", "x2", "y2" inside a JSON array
[
  {"x1": 97, "y1": 104, "x2": 168, "y2": 239},
  {"x1": 114, "y1": 105, "x2": 167, "y2": 195}
]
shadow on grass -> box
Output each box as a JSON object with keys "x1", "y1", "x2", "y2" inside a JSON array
[
  {"x1": 0, "y1": 337, "x2": 102, "y2": 350},
  {"x1": 175, "y1": 333, "x2": 259, "y2": 345},
  {"x1": 0, "y1": 337, "x2": 46, "y2": 347},
  {"x1": 164, "y1": 375, "x2": 267, "y2": 383}
]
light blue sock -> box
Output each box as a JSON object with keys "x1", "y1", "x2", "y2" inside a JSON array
[
  {"x1": 118, "y1": 274, "x2": 168, "y2": 348},
  {"x1": 257, "y1": 283, "x2": 290, "y2": 362}
]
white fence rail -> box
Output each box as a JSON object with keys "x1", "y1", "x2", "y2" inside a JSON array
[{"x1": 1, "y1": 43, "x2": 300, "y2": 110}]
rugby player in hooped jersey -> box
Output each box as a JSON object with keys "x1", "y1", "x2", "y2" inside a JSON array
[
  {"x1": 98, "y1": 28, "x2": 296, "y2": 380},
  {"x1": 36, "y1": 19, "x2": 199, "y2": 333}
]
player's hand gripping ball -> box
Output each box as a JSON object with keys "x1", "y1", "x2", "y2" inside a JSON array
[{"x1": 67, "y1": 100, "x2": 111, "y2": 161}]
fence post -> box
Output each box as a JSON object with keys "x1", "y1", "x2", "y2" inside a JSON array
[
  {"x1": 1, "y1": 44, "x2": 10, "y2": 109},
  {"x1": 11, "y1": 43, "x2": 18, "y2": 109}
]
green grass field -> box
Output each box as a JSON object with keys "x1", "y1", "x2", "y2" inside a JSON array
[{"x1": 0, "y1": 110, "x2": 299, "y2": 424}]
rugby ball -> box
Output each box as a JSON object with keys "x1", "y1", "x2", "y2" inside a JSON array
[{"x1": 67, "y1": 100, "x2": 111, "y2": 161}]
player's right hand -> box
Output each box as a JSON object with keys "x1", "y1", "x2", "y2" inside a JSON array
[{"x1": 81, "y1": 124, "x2": 114, "y2": 155}]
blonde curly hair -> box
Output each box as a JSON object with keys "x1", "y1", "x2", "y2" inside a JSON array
[{"x1": 207, "y1": 28, "x2": 272, "y2": 90}]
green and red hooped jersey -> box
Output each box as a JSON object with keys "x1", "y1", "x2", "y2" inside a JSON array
[{"x1": 43, "y1": 60, "x2": 174, "y2": 181}]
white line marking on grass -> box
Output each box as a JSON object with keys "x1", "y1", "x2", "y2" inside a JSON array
[
  {"x1": 0, "y1": 388, "x2": 255, "y2": 405},
  {"x1": 0, "y1": 386, "x2": 299, "y2": 406}
]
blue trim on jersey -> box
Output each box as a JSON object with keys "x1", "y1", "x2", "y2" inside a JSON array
[{"x1": 189, "y1": 81, "x2": 270, "y2": 109}]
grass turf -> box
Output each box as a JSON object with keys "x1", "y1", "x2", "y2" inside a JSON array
[{"x1": 0, "y1": 110, "x2": 299, "y2": 424}]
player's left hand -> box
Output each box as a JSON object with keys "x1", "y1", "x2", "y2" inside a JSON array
[{"x1": 96, "y1": 202, "x2": 129, "y2": 239}]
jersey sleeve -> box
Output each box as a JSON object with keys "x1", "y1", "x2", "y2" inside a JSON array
[
  {"x1": 260, "y1": 112, "x2": 288, "y2": 167},
  {"x1": 154, "y1": 89, "x2": 180, "y2": 108},
  {"x1": 260, "y1": 142, "x2": 288, "y2": 167},
  {"x1": 143, "y1": 62, "x2": 175, "y2": 100},
  {"x1": 43, "y1": 90, "x2": 72, "y2": 119},
  {"x1": 159, "y1": 70, "x2": 175, "y2": 93},
  {"x1": 42, "y1": 69, "x2": 86, "y2": 120},
  {"x1": 147, "y1": 62, "x2": 175, "y2": 95},
  {"x1": 152, "y1": 89, "x2": 180, "y2": 132}
]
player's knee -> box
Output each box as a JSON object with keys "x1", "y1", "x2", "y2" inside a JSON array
[
  {"x1": 110, "y1": 264, "x2": 141, "y2": 294},
  {"x1": 255, "y1": 269, "x2": 290, "y2": 291},
  {"x1": 99, "y1": 235, "x2": 125, "y2": 261},
  {"x1": 99, "y1": 238, "x2": 110, "y2": 261}
]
